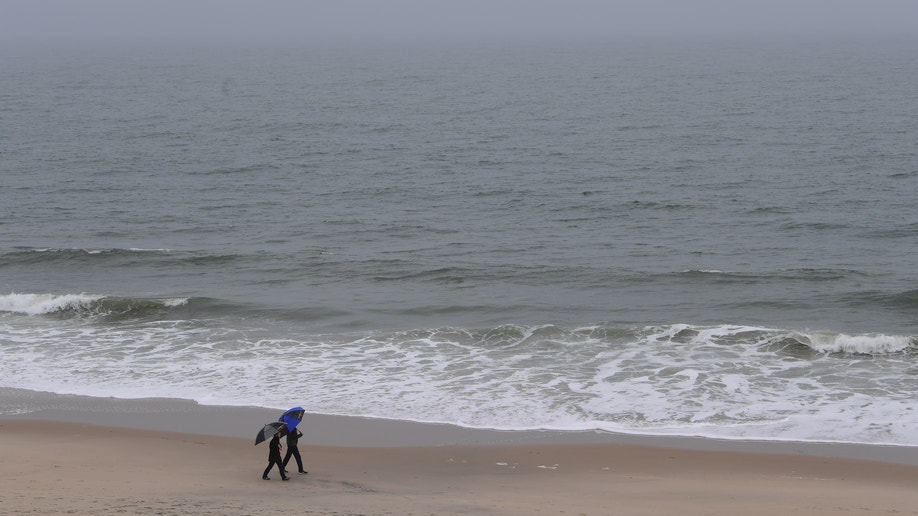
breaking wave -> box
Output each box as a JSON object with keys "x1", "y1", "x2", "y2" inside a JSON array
[
  {"x1": 792, "y1": 331, "x2": 915, "y2": 355},
  {"x1": 0, "y1": 292, "x2": 191, "y2": 322}
]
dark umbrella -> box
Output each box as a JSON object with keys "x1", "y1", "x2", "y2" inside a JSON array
[
  {"x1": 279, "y1": 406, "x2": 305, "y2": 432},
  {"x1": 254, "y1": 421, "x2": 288, "y2": 445}
]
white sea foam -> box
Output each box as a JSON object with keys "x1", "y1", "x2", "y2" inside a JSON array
[{"x1": 1, "y1": 314, "x2": 915, "y2": 446}]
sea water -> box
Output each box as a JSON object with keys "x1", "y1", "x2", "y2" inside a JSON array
[{"x1": 1, "y1": 35, "x2": 917, "y2": 446}]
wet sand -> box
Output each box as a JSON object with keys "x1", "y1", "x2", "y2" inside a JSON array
[{"x1": 1, "y1": 390, "x2": 917, "y2": 515}]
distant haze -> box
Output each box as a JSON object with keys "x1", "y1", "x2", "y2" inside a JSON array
[{"x1": 3, "y1": 0, "x2": 917, "y2": 47}]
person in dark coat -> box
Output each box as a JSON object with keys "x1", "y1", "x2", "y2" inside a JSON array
[
  {"x1": 282, "y1": 427, "x2": 307, "y2": 474},
  {"x1": 262, "y1": 431, "x2": 289, "y2": 480}
]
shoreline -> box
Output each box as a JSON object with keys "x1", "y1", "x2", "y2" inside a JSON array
[
  {"x1": 2, "y1": 387, "x2": 917, "y2": 465},
  {"x1": 2, "y1": 388, "x2": 918, "y2": 514}
]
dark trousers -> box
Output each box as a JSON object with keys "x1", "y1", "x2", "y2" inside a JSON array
[
  {"x1": 282, "y1": 445, "x2": 304, "y2": 472},
  {"x1": 263, "y1": 457, "x2": 288, "y2": 479}
]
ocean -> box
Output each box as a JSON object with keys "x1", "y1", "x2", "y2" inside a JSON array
[{"x1": 2, "y1": 35, "x2": 916, "y2": 446}]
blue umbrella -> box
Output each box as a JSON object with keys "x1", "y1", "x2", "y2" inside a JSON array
[{"x1": 279, "y1": 406, "x2": 305, "y2": 431}]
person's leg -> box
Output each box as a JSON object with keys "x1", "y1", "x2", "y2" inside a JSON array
[
  {"x1": 293, "y1": 447, "x2": 305, "y2": 473},
  {"x1": 265, "y1": 459, "x2": 289, "y2": 480},
  {"x1": 279, "y1": 460, "x2": 289, "y2": 481},
  {"x1": 262, "y1": 461, "x2": 273, "y2": 479}
]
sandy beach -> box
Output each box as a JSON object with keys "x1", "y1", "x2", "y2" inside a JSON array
[{"x1": 2, "y1": 391, "x2": 918, "y2": 515}]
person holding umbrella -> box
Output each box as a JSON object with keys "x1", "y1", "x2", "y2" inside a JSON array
[
  {"x1": 262, "y1": 430, "x2": 289, "y2": 481},
  {"x1": 278, "y1": 406, "x2": 307, "y2": 475},
  {"x1": 282, "y1": 426, "x2": 307, "y2": 475}
]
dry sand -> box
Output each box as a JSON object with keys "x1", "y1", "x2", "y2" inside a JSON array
[{"x1": 1, "y1": 393, "x2": 917, "y2": 515}]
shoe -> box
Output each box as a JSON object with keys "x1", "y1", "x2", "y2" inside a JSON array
[
  {"x1": 262, "y1": 476, "x2": 269, "y2": 480},
  {"x1": 298, "y1": 471, "x2": 308, "y2": 474},
  {"x1": 282, "y1": 477, "x2": 290, "y2": 481}
]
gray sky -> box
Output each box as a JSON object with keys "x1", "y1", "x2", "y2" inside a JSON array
[{"x1": 3, "y1": 0, "x2": 917, "y2": 46}]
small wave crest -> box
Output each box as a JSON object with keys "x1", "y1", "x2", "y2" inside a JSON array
[
  {"x1": 675, "y1": 268, "x2": 865, "y2": 283},
  {"x1": 0, "y1": 293, "x2": 104, "y2": 316},
  {"x1": 886, "y1": 289, "x2": 918, "y2": 309},
  {"x1": 0, "y1": 292, "x2": 189, "y2": 321},
  {"x1": 795, "y1": 331, "x2": 914, "y2": 355},
  {"x1": 1, "y1": 247, "x2": 172, "y2": 262},
  {"x1": 842, "y1": 288, "x2": 918, "y2": 311},
  {"x1": 0, "y1": 247, "x2": 244, "y2": 269}
]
